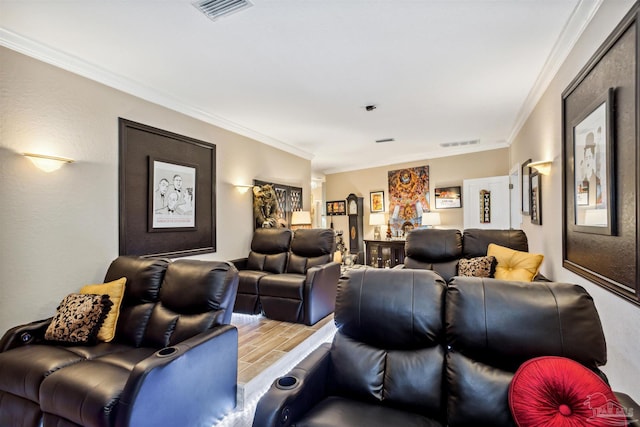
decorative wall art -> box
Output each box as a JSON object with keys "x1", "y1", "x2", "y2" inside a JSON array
[
  {"x1": 369, "y1": 191, "x2": 385, "y2": 213},
  {"x1": 326, "y1": 200, "x2": 346, "y2": 216},
  {"x1": 479, "y1": 189, "x2": 491, "y2": 223},
  {"x1": 253, "y1": 180, "x2": 302, "y2": 229},
  {"x1": 530, "y1": 171, "x2": 541, "y2": 225},
  {"x1": 434, "y1": 186, "x2": 462, "y2": 209},
  {"x1": 119, "y1": 118, "x2": 215, "y2": 258},
  {"x1": 387, "y1": 166, "x2": 429, "y2": 238},
  {"x1": 521, "y1": 159, "x2": 531, "y2": 215},
  {"x1": 562, "y1": 4, "x2": 638, "y2": 305}
]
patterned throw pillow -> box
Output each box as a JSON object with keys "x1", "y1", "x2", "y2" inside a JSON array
[
  {"x1": 458, "y1": 256, "x2": 496, "y2": 278},
  {"x1": 80, "y1": 277, "x2": 126, "y2": 342},
  {"x1": 45, "y1": 293, "x2": 112, "y2": 345}
]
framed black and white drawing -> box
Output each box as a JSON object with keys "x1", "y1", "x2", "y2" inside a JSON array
[{"x1": 149, "y1": 159, "x2": 196, "y2": 230}]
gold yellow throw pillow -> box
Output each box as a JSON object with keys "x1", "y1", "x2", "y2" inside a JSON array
[
  {"x1": 80, "y1": 277, "x2": 126, "y2": 342},
  {"x1": 487, "y1": 244, "x2": 544, "y2": 282}
]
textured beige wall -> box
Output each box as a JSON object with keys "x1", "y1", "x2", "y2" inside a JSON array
[
  {"x1": 325, "y1": 148, "x2": 509, "y2": 239},
  {"x1": 509, "y1": 0, "x2": 639, "y2": 398},
  {"x1": 0, "y1": 46, "x2": 310, "y2": 333}
]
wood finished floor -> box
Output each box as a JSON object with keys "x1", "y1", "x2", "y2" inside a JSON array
[{"x1": 232, "y1": 313, "x2": 335, "y2": 385}]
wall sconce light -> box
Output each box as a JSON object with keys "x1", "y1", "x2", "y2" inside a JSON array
[
  {"x1": 369, "y1": 213, "x2": 386, "y2": 240},
  {"x1": 291, "y1": 210, "x2": 312, "y2": 230},
  {"x1": 421, "y1": 212, "x2": 441, "y2": 228},
  {"x1": 234, "y1": 184, "x2": 254, "y2": 194},
  {"x1": 528, "y1": 160, "x2": 552, "y2": 175},
  {"x1": 23, "y1": 153, "x2": 74, "y2": 172}
]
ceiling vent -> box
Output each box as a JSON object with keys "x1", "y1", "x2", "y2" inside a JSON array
[
  {"x1": 375, "y1": 138, "x2": 395, "y2": 143},
  {"x1": 440, "y1": 139, "x2": 480, "y2": 148},
  {"x1": 192, "y1": 0, "x2": 253, "y2": 21}
]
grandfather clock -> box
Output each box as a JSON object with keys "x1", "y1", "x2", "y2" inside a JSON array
[{"x1": 346, "y1": 193, "x2": 364, "y2": 264}]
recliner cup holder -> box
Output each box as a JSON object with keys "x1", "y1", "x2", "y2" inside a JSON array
[
  {"x1": 276, "y1": 376, "x2": 298, "y2": 390},
  {"x1": 156, "y1": 347, "x2": 179, "y2": 357}
]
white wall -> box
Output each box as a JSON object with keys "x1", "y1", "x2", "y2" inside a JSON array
[
  {"x1": 0, "y1": 46, "x2": 311, "y2": 334},
  {"x1": 510, "y1": 0, "x2": 639, "y2": 398}
]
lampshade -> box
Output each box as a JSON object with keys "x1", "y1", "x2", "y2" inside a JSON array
[
  {"x1": 369, "y1": 212, "x2": 386, "y2": 226},
  {"x1": 421, "y1": 212, "x2": 441, "y2": 227},
  {"x1": 291, "y1": 210, "x2": 312, "y2": 225}
]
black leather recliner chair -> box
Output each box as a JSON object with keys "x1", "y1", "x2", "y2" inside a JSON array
[
  {"x1": 231, "y1": 228, "x2": 293, "y2": 314},
  {"x1": 258, "y1": 228, "x2": 340, "y2": 326},
  {"x1": 0, "y1": 256, "x2": 239, "y2": 427},
  {"x1": 252, "y1": 268, "x2": 639, "y2": 427}
]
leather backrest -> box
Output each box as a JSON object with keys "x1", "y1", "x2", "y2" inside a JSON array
[
  {"x1": 104, "y1": 256, "x2": 169, "y2": 347},
  {"x1": 404, "y1": 229, "x2": 462, "y2": 281},
  {"x1": 330, "y1": 269, "x2": 447, "y2": 420},
  {"x1": 445, "y1": 277, "x2": 607, "y2": 426},
  {"x1": 246, "y1": 229, "x2": 293, "y2": 274},
  {"x1": 287, "y1": 229, "x2": 335, "y2": 274},
  {"x1": 143, "y1": 260, "x2": 239, "y2": 348},
  {"x1": 462, "y1": 228, "x2": 528, "y2": 258}
]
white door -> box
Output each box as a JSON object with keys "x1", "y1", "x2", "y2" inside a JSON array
[{"x1": 463, "y1": 176, "x2": 511, "y2": 229}]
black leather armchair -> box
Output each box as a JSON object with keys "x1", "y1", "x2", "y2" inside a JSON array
[
  {"x1": 253, "y1": 269, "x2": 639, "y2": 427},
  {"x1": 258, "y1": 228, "x2": 340, "y2": 325},
  {"x1": 231, "y1": 228, "x2": 293, "y2": 314},
  {"x1": 0, "y1": 256, "x2": 239, "y2": 427}
]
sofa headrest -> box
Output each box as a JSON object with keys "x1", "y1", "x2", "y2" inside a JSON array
[
  {"x1": 291, "y1": 228, "x2": 335, "y2": 257},
  {"x1": 104, "y1": 256, "x2": 169, "y2": 305},
  {"x1": 405, "y1": 229, "x2": 462, "y2": 261},
  {"x1": 335, "y1": 269, "x2": 446, "y2": 349},
  {"x1": 463, "y1": 228, "x2": 528, "y2": 258},
  {"x1": 251, "y1": 228, "x2": 293, "y2": 254},
  {"x1": 446, "y1": 277, "x2": 607, "y2": 371},
  {"x1": 159, "y1": 260, "x2": 239, "y2": 315}
]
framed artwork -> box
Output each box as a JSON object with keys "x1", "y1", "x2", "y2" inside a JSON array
[
  {"x1": 530, "y1": 171, "x2": 541, "y2": 225},
  {"x1": 119, "y1": 118, "x2": 216, "y2": 258},
  {"x1": 253, "y1": 180, "x2": 302, "y2": 229},
  {"x1": 388, "y1": 166, "x2": 429, "y2": 237},
  {"x1": 370, "y1": 191, "x2": 385, "y2": 213},
  {"x1": 562, "y1": 4, "x2": 639, "y2": 306},
  {"x1": 521, "y1": 159, "x2": 531, "y2": 215},
  {"x1": 326, "y1": 200, "x2": 346, "y2": 216},
  {"x1": 572, "y1": 89, "x2": 615, "y2": 234},
  {"x1": 149, "y1": 158, "x2": 196, "y2": 230},
  {"x1": 434, "y1": 186, "x2": 461, "y2": 209}
]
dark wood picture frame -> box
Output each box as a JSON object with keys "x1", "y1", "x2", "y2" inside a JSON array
[
  {"x1": 561, "y1": 4, "x2": 639, "y2": 306},
  {"x1": 326, "y1": 200, "x2": 346, "y2": 216},
  {"x1": 521, "y1": 159, "x2": 531, "y2": 215},
  {"x1": 434, "y1": 186, "x2": 462, "y2": 209},
  {"x1": 119, "y1": 118, "x2": 216, "y2": 258},
  {"x1": 530, "y1": 171, "x2": 541, "y2": 225},
  {"x1": 369, "y1": 191, "x2": 385, "y2": 213}
]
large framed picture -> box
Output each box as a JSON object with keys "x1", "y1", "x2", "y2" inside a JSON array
[
  {"x1": 119, "y1": 118, "x2": 216, "y2": 258},
  {"x1": 434, "y1": 186, "x2": 461, "y2": 209},
  {"x1": 572, "y1": 89, "x2": 615, "y2": 235},
  {"x1": 149, "y1": 158, "x2": 196, "y2": 230},
  {"x1": 370, "y1": 191, "x2": 385, "y2": 213}
]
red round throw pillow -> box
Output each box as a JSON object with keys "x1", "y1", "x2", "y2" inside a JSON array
[{"x1": 509, "y1": 356, "x2": 628, "y2": 427}]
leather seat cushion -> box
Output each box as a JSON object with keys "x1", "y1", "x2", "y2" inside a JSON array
[
  {"x1": 0, "y1": 345, "x2": 85, "y2": 401},
  {"x1": 296, "y1": 396, "x2": 443, "y2": 427},
  {"x1": 0, "y1": 391, "x2": 42, "y2": 427},
  {"x1": 237, "y1": 270, "x2": 270, "y2": 294},
  {"x1": 259, "y1": 274, "x2": 306, "y2": 299}
]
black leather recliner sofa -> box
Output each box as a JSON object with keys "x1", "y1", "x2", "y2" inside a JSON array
[
  {"x1": 0, "y1": 256, "x2": 239, "y2": 427},
  {"x1": 401, "y1": 228, "x2": 544, "y2": 281},
  {"x1": 232, "y1": 228, "x2": 340, "y2": 325},
  {"x1": 253, "y1": 268, "x2": 639, "y2": 427}
]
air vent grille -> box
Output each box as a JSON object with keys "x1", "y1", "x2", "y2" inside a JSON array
[
  {"x1": 193, "y1": 0, "x2": 253, "y2": 21},
  {"x1": 375, "y1": 138, "x2": 395, "y2": 143},
  {"x1": 440, "y1": 139, "x2": 480, "y2": 148}
]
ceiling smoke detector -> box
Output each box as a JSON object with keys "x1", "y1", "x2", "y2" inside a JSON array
[{"x1": 192, "y1": 0, "x2": 253, "y2": 21}]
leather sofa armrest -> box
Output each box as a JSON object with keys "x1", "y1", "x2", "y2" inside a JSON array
[
  {"x1": 615, "y1": 392, "x2": 640, "y2": 427},
  {"x1": 304, "y1": 262, "x2": 340, "y2": 325},
  {"x1": 230, "y1": 257, "x2": 249, "y2": 270},
  {"x1": 253, "y1": 342, "x2": 332, "y2": 427},
  {"x1": 0, "y1": 318, "x2": 52, "y2": 352},
  {"x1": 117, "y1": 324, "x2": 238, "y2": 426}
]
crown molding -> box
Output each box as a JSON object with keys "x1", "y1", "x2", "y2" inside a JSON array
[
  {"x1": 508, "y1": 0, "x2": 603, "y2": 143},
  {"x1": 0, "y1": 28, "x2": 314, "y2": 161}
]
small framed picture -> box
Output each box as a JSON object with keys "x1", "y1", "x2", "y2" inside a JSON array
[
  {"x1": 326, "y1": 200, "x2": 346, "y2": 215},
  {"x1": 434, "y1": 186, "x2": 462, "y2": 209},
  {"x1": 370, "y1": 191, "x2": 385, "y2": 213},
  {"x1": 530, "y1": 171, "x2": 541, "y2": 225}
]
